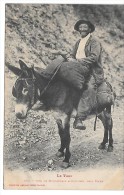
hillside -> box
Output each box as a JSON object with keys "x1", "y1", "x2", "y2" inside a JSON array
[{"x1": 5, "y1": 4, "x2": 124, "y2": 99}]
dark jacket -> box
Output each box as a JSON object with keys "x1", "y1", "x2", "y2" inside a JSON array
[{"x1": 70, "y1": 35, "x2": 104, "y2": 84}]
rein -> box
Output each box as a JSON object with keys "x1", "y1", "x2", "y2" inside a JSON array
[{"x1": 39, "y1": 61, "x2": 63, "y2": 97}]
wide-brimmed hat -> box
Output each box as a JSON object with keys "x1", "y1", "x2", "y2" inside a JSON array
[{"x1": 74, "y1": 20, "x2": 95, "y2": 32}]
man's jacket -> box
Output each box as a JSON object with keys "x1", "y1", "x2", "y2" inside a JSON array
[{"x1": 70, "y1": 35, "x2": 104, "y2": 85}]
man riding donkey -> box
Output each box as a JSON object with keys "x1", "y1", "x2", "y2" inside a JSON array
[
  {"x1": 67, "y1": 20, "x2": 104, "y2": 130},
  {"x1": 34, "y1": 19, "x2": 114, "y2": 130}
]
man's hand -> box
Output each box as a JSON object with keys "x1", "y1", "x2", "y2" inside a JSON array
[
  {"x1": 67, "y1": 57, "x2": 77, "y2": 62},
  {"x1": 51, "y1": 49, "x2": 67, "y2": 55},
  {"x1": 51, "y1": 49, "x2": 68, "y2": 59}
]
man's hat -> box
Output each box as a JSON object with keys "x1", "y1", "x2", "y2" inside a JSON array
[{"x1": 74, "y1": 20, "x2": 95, "y2": 32}]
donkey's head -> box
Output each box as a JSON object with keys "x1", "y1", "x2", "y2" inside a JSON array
[{"x1": 6, "y1": 60, "x2": 38, "y2": 119}]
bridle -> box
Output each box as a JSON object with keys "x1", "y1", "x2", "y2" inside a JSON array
[{"x1": 13, "y1": 77, "x2": 36, "y2": 107}]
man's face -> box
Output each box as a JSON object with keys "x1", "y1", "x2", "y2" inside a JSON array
[{"x1": 78, "y1": 23, "x2": 91, "y2": 38}]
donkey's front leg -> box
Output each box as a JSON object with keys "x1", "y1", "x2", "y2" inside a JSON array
[
  {"x1": 56, "y1": 115, "x2": 71, "y2": 168},
  {"x1": 56, "y1": 119, "x2": 65, "y2": 158},
  {"x1": 62, "y1": 121, "x2": 71, "y2": 168}
]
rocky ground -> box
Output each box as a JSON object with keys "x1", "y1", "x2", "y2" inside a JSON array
[{"x1": 4, "y1": 4, "x2": 124, "y2": 172}]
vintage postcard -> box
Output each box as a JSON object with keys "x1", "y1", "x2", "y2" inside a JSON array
[{"x1": 4, "y1": 3, "x2": 124, "y2": 190}]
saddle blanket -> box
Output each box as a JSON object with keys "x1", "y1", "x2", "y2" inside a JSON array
[{"x1": 43, "y1": 56, "x2": 90, "y2": 90}]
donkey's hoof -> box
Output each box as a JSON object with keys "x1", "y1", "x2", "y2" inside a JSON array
[
  {"x1": 56, "y1": 151, "x2": 64, "y2": 158},
  {"x1": 98, "y1": 143, "x2": 106, "y2": 150},
  {"x1": 61, "y1": 162, "x2": 69, "y2": 169},
  {"x1": 107, "y1": 145, "x2": 113, "y2": 152}
]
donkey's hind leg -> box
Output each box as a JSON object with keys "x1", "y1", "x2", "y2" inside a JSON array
[
  {"x1": 98, "y1": 111, "x2": 109, "y2": 150},
  {"x1": 105, "y1": 105, "x2": 113, "y2": 152},
  {"x1": 98, "y1": 105, "x2": 113, "y2": 152}
]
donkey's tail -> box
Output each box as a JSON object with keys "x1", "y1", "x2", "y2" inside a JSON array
[{"x1": 106, "y1": 81, "x2": 116, "y2": 112}]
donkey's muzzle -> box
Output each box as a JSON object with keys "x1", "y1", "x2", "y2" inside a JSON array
[
  {"x1": 15, "y1": 104, "x2": 28, "y2": 119},
  {"x1": 16, "y1": 112, "x2": 27, "y2": 119}
]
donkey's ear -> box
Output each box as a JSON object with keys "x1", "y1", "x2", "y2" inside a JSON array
[
  {"x1": 19, "y1": 60, "x2": 31, "y2": 76},
  {"x1": 6, "y1": 62, "x2": 22, "y2": 76},
  {"x1": 19, "y1": 60, "x2": 29, "y2": 71}
]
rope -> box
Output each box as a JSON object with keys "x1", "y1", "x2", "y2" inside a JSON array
[
  {"x1": 94, "y1": 114, "x2": 98, "y2": 131},
  {"x1": 94, "y1": 84, "x2": 98, "y2": 131}
]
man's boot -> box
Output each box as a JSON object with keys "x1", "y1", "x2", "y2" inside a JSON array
[
  {"x1": 73, "y1": 88, "x2": 94, "y2": 130},
  {"x1": 73, "y1": 118, "x2": 86, "y2": 130}
]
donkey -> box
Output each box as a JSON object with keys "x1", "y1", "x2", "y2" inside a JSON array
[{"x1": 6, "y1": 60, "x2": 115, "y2": 168}]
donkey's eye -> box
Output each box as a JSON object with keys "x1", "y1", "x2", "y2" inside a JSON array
[{"x1": 22, "y1": 88, "x2": 28, "y2": 95}]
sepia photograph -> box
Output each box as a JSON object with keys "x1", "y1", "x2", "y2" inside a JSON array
[{"x1": 3, "y1": 2, "x2": 124, "y2": 190}]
